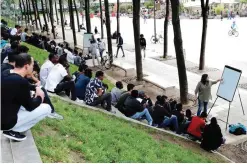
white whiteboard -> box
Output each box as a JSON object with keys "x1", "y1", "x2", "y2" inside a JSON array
[
  {"x1": 83, "y1": 33, "x2": 93, "y2": 48},
  {"x1": 217, "y1": 66, "x2": 242, "y2": 102}
]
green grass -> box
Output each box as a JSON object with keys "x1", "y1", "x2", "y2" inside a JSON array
[
  {"x1": 32, "y1": 97, "x2": 226, "y2": 163},
  {"x1": 1, "y1": 17, "x2": 16, "y2": 28},
  {"x1": 22, "y1": 42, "x2": 115, "y2": 90}
]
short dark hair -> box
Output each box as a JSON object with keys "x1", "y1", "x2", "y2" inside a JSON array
[
  {"x1": 200, "y1": 112, "x2": 208, "y2": 118},
  {"x1": 127, "y1": 83, "x2": 135, "y2": 91},
  {"x1": 84, "y1": 68, "x2": 92, "y2": 78},
  {"x1": 11, "y1": 41, "x2": 19, "y2": 50},
  {"x1": 176, "y1": 103, "x2": 183, "y2": 111},
  {"x1": 58, "y1": 55, "x2": 68, "y2": 66},
  {"x1": 95, "y1": 71, "x2": 104, "y2": 78},
  {"x1": 8, "y1": 51, "x2": 19, "y2": 63},
  {"x1": 78, "y1": 64, "x2": 88, "y2": 72},
  {"x1": 185, "y1": 109, "x2": 192, "y2": 118},
  {"x1": 15, "y1": 53, "x2": 32, "y2": 68},
  {"x1": 131, "y1": 90, "x2": 139, "y2": 98},
  {"x1": 74, "y1": 49, "x2": 78, "y2": 55},
  {"x1": 48, "y1": 53, "x2": 56, "y2": 60},
  {"x1": 18, "y1": 45, "x2": 29, "y2": 53},
  {"x1": 24, "y1": 28, "x2": 28, "y2": 32},
  {"x1": 116, "y1": 81, "x2": 123, "y2": 89},
  {"x1": 15, "y1": 25, "x2": 19, "y2": 28}
]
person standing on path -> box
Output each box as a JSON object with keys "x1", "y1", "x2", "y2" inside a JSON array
[
  {"x1": 97, "y1": 38, "x2": 105, "y2": 62},
  {"x1": 94, "y1": 26, "x2": 98, "y2": 34},
  {"x1": 140, "y1": 34, "x2": 146, "y2": 59},
  {"x1": 115, "y1": 33, "x2": 125, "y2": 58},
  {"x1": 195, "y1": 74, "x2": 222, "y2": 116},
  {"x1": 89, "y1": 38, "x2": 100, "y2": 67}
]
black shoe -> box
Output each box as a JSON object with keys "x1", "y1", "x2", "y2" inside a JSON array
[
  {"x1": 3, "y1": 130, "x2": 27, "y2": 141},
  {"x1": 122, "y1": 55, "x2": 125, "y2": 57}
]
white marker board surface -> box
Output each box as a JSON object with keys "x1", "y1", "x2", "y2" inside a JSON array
[
  {"x1": 83, "y1": 33, "x2": 93, "y2": 48},
  {"x1": 217, "y1": 66, "x2": 242, "y2": 102}
]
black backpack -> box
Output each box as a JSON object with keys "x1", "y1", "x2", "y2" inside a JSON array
[{"x1": 118, "y1": 37, "x2": 123, "y2": 45}]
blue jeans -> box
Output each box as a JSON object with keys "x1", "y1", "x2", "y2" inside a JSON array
[
  {"x1": 159, "y1": 115, "x2": 179, "y2": 132},
  {"x1": 131, "y1": 108, "x2": 153, "y2": 125},
  {"x1": 197, "y1": 98, "x2": 208, "y2": 116}
]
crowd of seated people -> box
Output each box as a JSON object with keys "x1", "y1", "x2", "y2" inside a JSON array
[{"x1": 1, "y1": 21, "x2": 225, "y2": 152}]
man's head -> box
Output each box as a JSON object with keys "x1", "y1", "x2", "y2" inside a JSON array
[
  {"x1": 118, "y1": 33, "x2": 121, "y2": 36},
  {"x1": 15, "y1": 25, "x2": 19, "y2": 29},
  {"x1": 18, "y1": 45, "x2": 29, "y2": 53},
  {"x1": 84, "y1": 68, "x2": 92, "y2": 78},
  {"x1": 176, "y1": 103, "x2": 183, "y2": 111},
  {"x1": 58, "y1": 55, "x2": 68, "y2": 68},
  {"x1": 97, "y1": 38, "x2": 101, "y2": 42},
  {"x1": 8, "y1": 51, "x2": 19, "y2": 64},
  {"x1": 78, "y1": 64, "x2": 88, "y2": 72},
  {"x1": 95, "y1": 71, "x2": 104, "y2": 81},
  {"x1": 11, "y1": 41, "x2": 20, "y2": 50},
  {"x1": 200, "y1": 112, "x2": 208, "y2": 119},
  {"x1": 14, "y1": 53, "x2": 34, "y2": 76},
  {"x1": 48, "y1": 53, "x2": 59, "y2": 64},
  {"x1": 140, "y1": 34, "x2": 144, "y2": 38},
  {"x1": 116, "y1": 81, "x2": 123, "y2": 89},
  {"x1": 24, "y1": 28, "x2": 28, "y2": 33},
  {"x1": 131, "y1": 90, "x2": 139, "y2": 98},
  {"x1": 127, "y1": 83, "x2": 135, "y2": 91}
]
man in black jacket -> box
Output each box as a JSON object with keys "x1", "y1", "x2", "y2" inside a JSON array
[
  {"x1": 1, "y1": 53, "x2": 52, "y2": 141},
  {"x1": 115, "y1": 84, "x2": 135, "y2": 115},
  {"x1": 140, "y1": 34, "x2": 146, "y2": 59},
  {"x1": 124, "y1": 90, "x2": 153, "y2": 125},
  {"x1": 153, "y1": 95, "x2": 179, "y2": 133},
  {"x1": 115, "y1": 33, "x2": 125, "y2": 58}
]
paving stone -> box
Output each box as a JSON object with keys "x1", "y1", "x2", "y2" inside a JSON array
[{"x1": 1, "y1": 136, "x2": 14, "y2": 163}]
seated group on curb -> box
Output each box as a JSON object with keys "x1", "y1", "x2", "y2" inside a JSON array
[{"x1": 1, "y1": 22, "x2": 225, "y2": 152}]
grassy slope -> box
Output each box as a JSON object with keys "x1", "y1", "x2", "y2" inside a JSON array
[
  {"x1": 22, "y1": 42, "x2": 115, "y2": 90},
  {"x1": 32, "y1": 97, "x2": 226, "y2": 163}
]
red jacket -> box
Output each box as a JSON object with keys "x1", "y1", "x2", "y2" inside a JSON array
[{"x1": 187, "y1": 116, "x2": 206, "y2": 138}]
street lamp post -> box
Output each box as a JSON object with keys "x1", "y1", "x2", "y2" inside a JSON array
[{"x1": 154, "y1": 0, "x2": 157, "y2": 44}]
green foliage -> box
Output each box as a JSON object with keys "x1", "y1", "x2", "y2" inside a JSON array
[
  {"x1": 214, "y1": 5, "x2": 224, "y2": 15},
  {"x1": 240, "y1": 0, "x2": 247, "y2": 3},
  {"x1": 32, "y1": 96, "x2": 226, "y2": 163},
  {"x1": 144, "y1": 0, "x2": 153, "y2": 9},
  {"x1": 179, "y1": 4, "x2": 185, "y2": 13}
]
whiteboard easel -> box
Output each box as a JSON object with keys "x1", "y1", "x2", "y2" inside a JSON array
[
  {"x1": 208, "y1": 65, "x2": 245, "y2": 130},
  {"x1": 83, "y1": 33, "x2": 93, "y2": 56}
]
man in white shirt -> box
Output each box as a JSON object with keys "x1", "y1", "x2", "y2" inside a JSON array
[
  {"x1": 40, "y1": 53, "x2": 58, "y2": 86},
  {"x1": 10, "y1": 25, "x2": 20, "y2": 36},
  {"x1": 64, "y1": 48, "x2": 75, "y2": 64},
  {"x1": 45, "y1": 55, "x2": 77, "y2": 101}
]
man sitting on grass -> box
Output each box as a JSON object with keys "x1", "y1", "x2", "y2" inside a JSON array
[
  {"x1": 111, "y1": 81, "x2": 124, "y2": 106},
  {"x1": 45, "y1": 55, "x2": 79, "y2": 102},
  {"x1": 84, "y1": 71, "x2": 113, "y2": 112},
  {"x1": 115, "y1": 83, "x2": 135, "y2": 115},
  {"x1": 187, "y1": 112, "x2": 207, "y2": 141},
  {"x1": 1, "y1": 53, "x2": 52, "y2": 141},
  {"x1": 75, "y1": 67, "x2": 92, "y2": 100},
  {"x1": 124, "y1": 90, "x2": 153, "y2": 126},
  {"x1": 40, "y1": 53, "x2": 59, "y2": 87}
]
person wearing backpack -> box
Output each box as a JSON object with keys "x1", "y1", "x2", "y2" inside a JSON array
[
  {"x1": 115, "y1": 33, "x2": 125, "y2": 58},
  {"x1": 140, "y1": 34, "x2": 146, "y2": 59}
]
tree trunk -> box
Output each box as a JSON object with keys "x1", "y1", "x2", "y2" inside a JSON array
[
  {"x1": 55, "y1": 0, "x2": 59, "y2": 25},
  {"x1": 154, "y1": 0, "x2": 157, "y2": 44},
  {"x1": 19, "y1": 0, "x2": 23, "y2": 21},
  {"x1": 45, "y1": 0, "x2": 50, "y2": 22},
  {"x1": 28, "y1": 0, "x2": 33, "y2": 24},
  {"x1": 68, "y1": 0, "x2": 73, "y2": 29},
  {"x1": 35, "y1": 0, "x2": 43, "y2": 30},
  {"x1": 59, "y1": 0, "x2": 65, "y2": 41},
  {"x1": 40, "y1": 0, "x2": 48, "y2": 32},
  {"x1": 116, "y1": 0, "x2": 120, "y2": 43},
  {"x1": 132, "y1": 0, "x2": 143, "y2": 81},
  {"x1": 31, "y1": 0, "x2": 39, "y2": 30},
  {"x1": 99, "y1": 0, "x2": 104, "y2": 39},
  {"x1": 163, "y1": 0, "x2": 169, "y2": 58},
  {"x1": 85, "y1": 0, "x2": 91, "y2": 33},
  {"x1": 49, "y1": 0, "x2": 56, "y2": 39},
  {"x1": 59, "y1": 0, "x2": 66, "y2": 40},
  {"x1": 73, "y1": 0, "x2": 80, "y2": 32},
  {"x1": 170, "y1": 0, "x2": 188, "y2": 104},
  {"x1": 104, "y1": 0, "x2": 113, "y2": 63},
  {"x1": 21, "y1": 0, "x2": 27, "y2": 26},
  {"x1": 199, "y1": 0, "x2": 209, "y2": 70},
  {"x1": 69, "y1": 0, "x2": 77, "y2": 45},
  {"x1": 25, "y1": 0, "x2": 30, "y2": 24}
]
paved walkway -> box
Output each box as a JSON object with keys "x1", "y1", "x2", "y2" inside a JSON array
[{"x1": 50, "y1": 23, "x2": 247, "y2": 144}]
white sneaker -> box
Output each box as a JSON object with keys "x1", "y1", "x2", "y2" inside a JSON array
[
  {"x1": 75, "y1": 98, "x2": 85, "y2": 104},
  {"x1": 48, "y1": 112, "x2": 64, "y2": 120}
]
